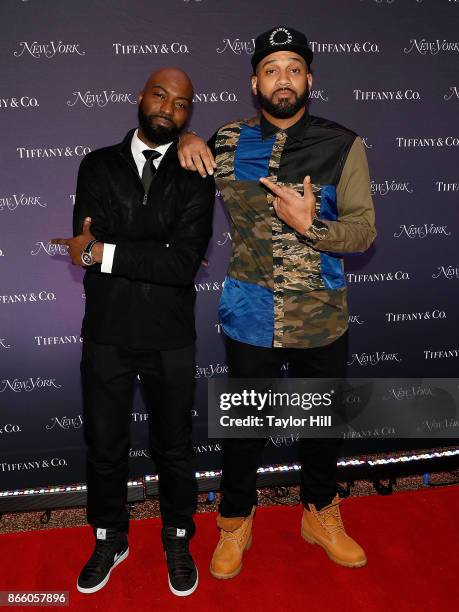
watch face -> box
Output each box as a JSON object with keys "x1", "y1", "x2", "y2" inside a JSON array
[{"x1": 81, "y1": 252, "x2": 93, "y2": 266}]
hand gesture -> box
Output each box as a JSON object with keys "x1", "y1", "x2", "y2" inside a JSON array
[
  {"x1": 260, "y1": 175, "x2": 317, "y2": 235},
  {"x1": 51, "y1": 217, "x2": 98, "y2": 266}
]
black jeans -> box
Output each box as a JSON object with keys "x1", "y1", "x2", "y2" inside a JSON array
[
  {"x1": 81, "y1": 340, "x2": 197, "y2": 535},
  {"x1": 220, "y1": 332, "x2": 348, "y2": 517}
]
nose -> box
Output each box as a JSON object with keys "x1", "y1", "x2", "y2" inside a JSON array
[
  {"x1": 276, "y1": 69, "x2": 292, "y2": 88},
  {"x1": 160, "y1": 97, "x2": 174, "y2": 117}
]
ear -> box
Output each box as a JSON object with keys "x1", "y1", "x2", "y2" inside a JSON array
[
  {"x1": 251, "y1": 74, "x2": 258, "y2": 96},
  {"x1": 307, "y1": 72, "x2": 313, "y2": 90},
  {"x1": 137, "y1": 91, "x2": 144, "y2": 104}
]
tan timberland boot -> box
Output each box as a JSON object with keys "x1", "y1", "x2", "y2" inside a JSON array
[
  {"x1": 301, "y1": 494, "x2": 367, "y2": 568},
  {"x1": 210, "y1": 506, "x2": 255, "y2": 579}
]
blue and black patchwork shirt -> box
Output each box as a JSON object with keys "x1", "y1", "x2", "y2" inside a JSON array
[{"x1": 210, "y1": 111, "x2": 376, "y2": 349}]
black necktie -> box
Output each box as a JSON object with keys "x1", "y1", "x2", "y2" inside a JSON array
[{"x1": 141, "y1": 149, "x2": 162, "y2": 193}]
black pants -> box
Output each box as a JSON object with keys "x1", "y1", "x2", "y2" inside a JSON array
[
  {"x1": 220, "y1": 332, "x2": 348, "y2": 517},
  {"x1": 81, "y1": 340, "x2": 197, "y2": 535}
]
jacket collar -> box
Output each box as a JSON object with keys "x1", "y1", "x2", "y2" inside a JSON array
[
  {"x1": 260, "y1": 109, "x2": 310, "y2": 142},
  {"x1": 117, "y1": 128, "x2": 178, "y2": 172}
]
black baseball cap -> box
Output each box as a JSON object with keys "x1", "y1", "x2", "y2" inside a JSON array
[{"x1": 251, "y1": 26, "x2": 314, "y2": 71}]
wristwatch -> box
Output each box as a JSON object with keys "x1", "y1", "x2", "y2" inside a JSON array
[{"x1": 81, "y1": 239, "x2": 99, "y2": 266}]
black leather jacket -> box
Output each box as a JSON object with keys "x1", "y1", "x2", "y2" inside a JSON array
[{"x1": 73, "y1": 129, "x2": 215, "y2": 349}]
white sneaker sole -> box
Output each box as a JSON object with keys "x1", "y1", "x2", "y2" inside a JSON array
[
  {"x1": 168, "y1": 568, "x2": 199, "y2": 597},
  {"x1": 77, "y1": 546, "x2": 129, "y2": 594}
]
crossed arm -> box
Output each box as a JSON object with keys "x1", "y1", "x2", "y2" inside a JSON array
[{"x1": 52, "y1": 156, "x2": 215, "y2": 286}]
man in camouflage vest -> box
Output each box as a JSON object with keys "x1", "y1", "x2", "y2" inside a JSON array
[{"x1": 179, "y1": 26, "x2": 376, "y2": 578}]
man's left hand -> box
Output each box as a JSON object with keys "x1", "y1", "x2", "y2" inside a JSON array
[
  {"x1": 51, "y1": 217, "x2": 100, "y2": 266},
  {"x1": 260, "y1": 175, "x2": 317, "y2": 235}
]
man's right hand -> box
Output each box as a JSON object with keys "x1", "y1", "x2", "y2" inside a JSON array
[{"x1": 178, "y1": 132, "x2": 217, "y2": 178}]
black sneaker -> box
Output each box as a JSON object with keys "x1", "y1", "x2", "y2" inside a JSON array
[
  {"x1": 161, "y1": 527, "x2": 198, "y2": 597},
  {"x1": 77, "y1": 527, "x2": 129, "y2": 594}
]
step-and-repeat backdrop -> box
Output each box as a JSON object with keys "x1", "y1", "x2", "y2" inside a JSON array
[{"x1": 1, "y1": 0, "x2": 458, "y2": 491}]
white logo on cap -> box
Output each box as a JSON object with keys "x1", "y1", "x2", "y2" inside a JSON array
[
  {"x1": 176, "y1": 529, "x2": 186, "y2": 537},
  {"x1": 269, "y1": 28, "x2": 293, "y2": 46}
]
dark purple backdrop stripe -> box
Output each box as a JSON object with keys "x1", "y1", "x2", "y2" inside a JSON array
[{"x1": 0, "y1": 0, "x2": 458, "y2": 491}]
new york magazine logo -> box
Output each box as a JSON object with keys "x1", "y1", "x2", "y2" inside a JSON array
[
  {"x1": 432, "y1": 265, "x2": 459, "y2": 280},
  {"x1": 309, "y1": 89, "x2": 329, "y2": 102},
  {"x1": 444, "y1": 86, "x2": 459, "y2": 101},
  {"x1": 404, "y1": 39, "x2": 459, "y2": 55},
  {"x1": 348, "y1": 351, "x2": 402, "y2": 366},
  {"x1": 0, "y1": 338, "x2": 11, "y2": 349},
  {"x1": 13, "y1": 41, "x2": 86, "y2": 58},
  {"x1": 371, "y1": 179, "x2": 413, "y2": 196},
  {"x1": 0, "y1": 194, "x2": 47, "y2": 212},
  {"x1": 30, "y1": 241, "x2": 68, "y2": 256},
  {"x1": 195, "y1": 363, "x2": 228, "y2": 378},
  {"x1": 46, "y1": 415, "x2": 83, "y2": 430},
  {"x1": 0, "y1": 377, "x2": 62, "y2": 393},
  {"x1": 129, "y1": 449, "x2": 151, "y2": 459},
  {"x1": 393, "y1": 224, "x2": 451, "y2": 239},
  {"x1": 216, "y1": 38, "x2": 255, "y2": 55},
  {"x1": 67, "y1": 90, "x2": 137, "y2": 108},
  {"x1": 361, "y1": 137, "x2": 373, "y2": 149},
  {"x1": 216, "y1": 231, "x2": 231, "y2": 246}
]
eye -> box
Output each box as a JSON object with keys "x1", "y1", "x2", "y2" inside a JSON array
[
  {"x1": 291, "y1": 68, "x2": 301, "y2": 74},
  {"x1": 176, "y1": 102, "x2": 187, "y2": 110},
  {"x1": 265, "y1": 68, "x2": 276, "y2": 75},
  {"x1": 153, "y1": 91, "x2": 165, "y2": 99}
]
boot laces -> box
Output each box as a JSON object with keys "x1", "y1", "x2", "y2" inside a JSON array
[
  {"x1": 220, "y1": 519, "x2": 249, "y2": 546},
  {"x1": 316, "y1": 501, "x2": 345, "y2": 536}
]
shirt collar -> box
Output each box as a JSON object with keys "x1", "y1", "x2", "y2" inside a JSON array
[
  {"x1": 260, "y1": 110, "x2": 310, "y2": 143},
  {"x1": 131, "y1": 128, "x2": 172, "y2": 161}
]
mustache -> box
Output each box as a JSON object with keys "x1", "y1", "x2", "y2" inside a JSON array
[
  {"x1": 273, "y1": 87, "x2": 297, "y2": 95},
  {"x1": 148, "y1": 113, "x2": 176, "y2": 125}
]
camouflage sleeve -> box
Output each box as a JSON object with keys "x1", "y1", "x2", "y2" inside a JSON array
[
  {"x1": 207, "y1": 131, "x2": 217, "y2": 155},
  {"x1": 297, "y1": 137, "x2": 376, "y2": 253}
]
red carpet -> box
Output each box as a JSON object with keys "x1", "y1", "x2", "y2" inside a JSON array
[{"x1": 0, "y1": 486, "x2": 457, "y2": 612}]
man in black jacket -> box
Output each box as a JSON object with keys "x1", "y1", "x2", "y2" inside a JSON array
[{"x1": 52, "y1": 67, "x2": 214, "y2": 597}]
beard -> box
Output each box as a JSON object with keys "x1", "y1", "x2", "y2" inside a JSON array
[
  {"x1": 137, "y1": 104, "x2": 181, "y2": 145},
  {"x1": 256, "y1": 83, "x2": 309, "y2": 118}
]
